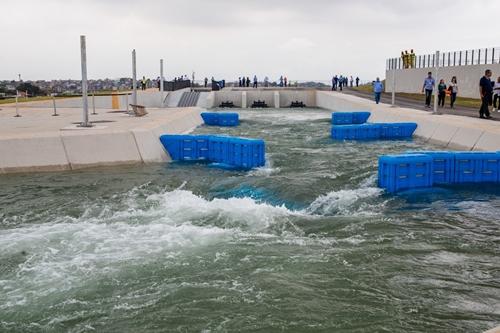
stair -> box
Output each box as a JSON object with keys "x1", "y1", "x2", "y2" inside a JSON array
[{"x1": 177, "y1": 91, "x2": 201, "y2": 107}]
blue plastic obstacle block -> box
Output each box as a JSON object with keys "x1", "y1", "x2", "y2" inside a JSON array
[
  {"x1": 159, "y1": 135, "x2": 265, "y2": 170},
  {"x1": 352, "y1": 112, "x2": 371, "y2": 124},
  {"x1": 454, "y1": 152, "x2": 500, "y2": 183},
  {"x1": 159, "y1": 135, "x2": 211, "y2": 161},
  {"x1": 201, "y1": 112, "x2": 239, "y2": 126},
  {"x1": 378, "y1": 154, "x2": 433, "y2": 193},
  {"x1": 208, "y1": 136, "x2": 230, "y2": 163},
  {"x1": 331, "y1": 111, "x2": 371, "y2": 125},
  {"x1": 331, "y1": 112, "x2": 353, "y2": 125},
  {"x1": 379, "y1": 123, "x2": 417, "y2": 139},
  {"x1": 226, "y1": 138, "x2": 266, "y2": 169},
  {"x1": 331, "y1": 124, "x2": 381, "y2": 140},
  {"x1": 406, "y1": 151, "x2": 455, "y2": 184}
]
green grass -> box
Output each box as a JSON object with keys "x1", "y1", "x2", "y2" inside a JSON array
[{"x1": 353, "y1": 84, "x2": 481, "y2": 109}]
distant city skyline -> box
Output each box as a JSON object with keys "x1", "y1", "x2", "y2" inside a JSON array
[{"x1": 1, "y1": 0, "x2": 499, "y2": 81}]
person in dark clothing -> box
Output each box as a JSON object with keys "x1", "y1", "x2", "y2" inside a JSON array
[
  {"x1": 246, "y1": 77, "x2": 250, "y2": 87},
  {"x1": 204, "y1": 77, "x2": 208, "y2": 88},
  {"x1": 479, "y1": 69, "x2": 493, "y2": 119},
  {"x1": 355, "y1": 77, "x2": 359, "y2": 87},
  {"x1": 449, "y1": 76, "x2": 458, "y2": 109},
  {"x1": 437, "y1": 79, "x2": 446, "y2": 107},
  {"x1": 238, "y1": 77, "x2": 242, "y2": 87}
]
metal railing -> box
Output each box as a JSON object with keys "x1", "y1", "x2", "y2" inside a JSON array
[{"x1": 387, "y1": 47, "x2": 500, "y2": 70}]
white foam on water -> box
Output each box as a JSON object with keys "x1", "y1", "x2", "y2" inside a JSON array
[{"x1": 305, "y1": 187, "x2": 383, "y2": 216}]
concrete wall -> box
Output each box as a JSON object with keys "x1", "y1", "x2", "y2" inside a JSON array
[
  {"x1": 386, "y1": 63, "x2": 500, "y2": 98},
  {"x1": 0, "y1": 107, "x2": 203, "y2": 174},
  {"x1": 315, "y1": 91, "x2": 500, "y2": 151},
  {"x1": 210, "y1": 89, "x2": 317, "y2": 108}
]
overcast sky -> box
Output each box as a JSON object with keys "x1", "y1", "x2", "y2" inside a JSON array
[{"x1": 1, "y1": 0, "x2": 499, "y2": 82}]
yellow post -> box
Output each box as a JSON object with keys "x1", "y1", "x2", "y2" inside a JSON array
[{"x1": 111, "y1": 91, "x2": 119, "y2": 109}]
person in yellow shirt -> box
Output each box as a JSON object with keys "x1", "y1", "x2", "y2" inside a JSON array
[{"x1": 410, "y1": 49, "x2": 416, "y2": 68}]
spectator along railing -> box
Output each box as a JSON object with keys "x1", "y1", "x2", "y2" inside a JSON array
[{"x1": 387, "y1": 47, "x2": 500, "y2": 70}]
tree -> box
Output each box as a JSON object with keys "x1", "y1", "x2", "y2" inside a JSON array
[{"x1": 16, "y1": 82, "x2": 45, "y2": 96}]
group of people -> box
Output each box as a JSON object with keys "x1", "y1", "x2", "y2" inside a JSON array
[
  {"x1": 422, "y1": 70, "x2": 500, "y2": 119},
  {"x1": 421, "y1": 72, "x2": 459, "y2": 109},
  {"x1": 237, "y1": 76, "x2": 290, "y2": 88},
  {"x1": 401, "y1": 50, "x2": 416, "y2": 69},
  {"x1": 331, "y1": 75, "x2": 360, "y2": 91}
]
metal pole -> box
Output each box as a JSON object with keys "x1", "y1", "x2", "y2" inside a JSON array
[
  {"x1": 80, "y1": 35, "x2": 91, "y2": 127},
  {"x1": 126, "y1": 94, "x2": 129, "y2": 114},
  {"x1": 52, "y1": 94, "x2": 58, "y2": 116},
  {"x1": 391, "y1": 69, "x2": 396, "y2": 107},
  {"x1": 132, "y1": 49, "x2": 137, "y2": 106},
  {"x1": 433, "y1": 51, "x2": 440, "y2": 115},
  {"x1": 92, "y1": 91, "x2": 97, "y2": 115},
  {"x1": 14, "y1": 90, "x2": 21, "y2": 117},
  {"x1": 160, "y1": 59, "x2": 164, "y2": 107}
]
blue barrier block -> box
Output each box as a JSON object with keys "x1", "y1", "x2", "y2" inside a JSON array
[
  {"x1": 208, "y1": 136, "x2": 230, "y2": 163},
  {"x1": 454, "y1": 152, "x2": 500, "y2": 183},
  {"x1": 379, "y1": 123, "x2": 417, "y2": 139},
  {"x1": 160, "y1": 135, "x2": 265, "y2": 170},
  {"x1": 201, "y1": 112, "x2": 239, "y2": 126},
  {"x1": 159, "y1": 135, "x2": 211, "y2": 161},
  {"x1": 378, "y1": 154, "x2": 433, "y2": 193},
  {"x1": 332, "y1": 112, "x2": 354, "y2": 125},
  {"x1": 331, "y1": 124, "x2": 381, "y2": 140},
  {"x1": 406, "y1": 151, "x2": 455, "y2": 184},
  {"x1": 352, "y1": 112, "x2": 371, "y2": 124}
]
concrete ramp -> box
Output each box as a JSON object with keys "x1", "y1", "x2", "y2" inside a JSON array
[{"x1": 178, "y1": 91, "x2": 201, "y2": 107}]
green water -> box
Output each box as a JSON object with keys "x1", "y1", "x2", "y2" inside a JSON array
[{"x1": 0, "y1": 108, "x2": 499, "y2": 333}]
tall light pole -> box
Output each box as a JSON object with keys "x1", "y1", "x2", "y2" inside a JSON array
[
  {"x1": 80, "y1": 35, "x2": 91, "y2": 127},
  {"x1": 160, "y1": 59, "x2": 164, "y2": 107},
  {"x1": 132, "y1": 49, "x2": 137, "y2": 106},
  {"x1": 433, "y1": 50, "x2": 440, "y2": 115}
]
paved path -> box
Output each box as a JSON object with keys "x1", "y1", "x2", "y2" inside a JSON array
[{"x1": 340, "y1": 88, "x2": 500, "y2": 121}]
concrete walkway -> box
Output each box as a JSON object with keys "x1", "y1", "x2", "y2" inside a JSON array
[
  {"x1": 340, "y1": 87, "x2": 500, "y2": 121},
  {"x1": 0, "y1": 106, "x2": 203, "y2": 173}
]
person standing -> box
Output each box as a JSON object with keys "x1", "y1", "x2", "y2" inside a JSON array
[
  {"x1": 253, "y1": 75, "x2": 258, "y2": 88},
  {"x1": 410, "y1": 49, "x2": 416, "y2": 68},
  {"x1": 449, "y1": 76, "x2": 458, "y2": 109},
  {"x1": 284, "y1": 77, "x2": 288, "y2": 87},
  {"x1": 264, "y1": 76, "x2": 269, "y2": 88},
  {"x1": 355, "y1": 77, "x2": 360, "y2": 87},
  {"x1": 238, "y1": 77, "x2": 242, "y2": 87},
  {"x1": 493, "y1": 76, "x2": 500, "y2": 112},
  {"x1": 437, "y1": 79, "x2": 447, "y2": 107},
  {"x1": 279, "y1": 76, "x2": 284, "y2": 87},
  {"x1": 373, "y1": 77, "x2": 384, "y2": 104},
  {"x1": 422, "y1": 72, "x2": 435, "y2": 108},
  {"x1": 246, "y1": 77, "x2": 250, "y2": 88},
  {"x1": 331, "y1": 76, "x2": 336, "y2": 91},
  {"x1": 479, "y1": 69, "x2": 493, "y2": 119},
  {"x1": 339, "y1": 76, "x2": 343, "y2": 91},
  {"x1": 401, "y1": 51, "x2": 406, "y2": 69}
]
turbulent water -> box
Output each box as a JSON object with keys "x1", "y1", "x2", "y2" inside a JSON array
[{"x1": 0, "y1": 108, "x2": 499, "y2": 333}]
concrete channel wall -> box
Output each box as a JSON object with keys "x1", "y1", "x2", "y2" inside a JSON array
[
  {"x1": 316, "y1": 91, "x2": 500, "y2": 151},
  {"x1": 386, "y1": 63, "x2": 500, "y2": 99},
  {"x1": 0, "y1": 107, "x2": 203, "y2": 174},
  {"x1": 209, "y1": 89, "x2": 316, "y2": 108}
]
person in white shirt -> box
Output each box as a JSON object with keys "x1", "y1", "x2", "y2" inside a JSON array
[
  {"x1": 493, "y1": 76, "x2": 500, "y2": 112},
  {"x1": 449, "y1": 76, "x2": 458, "y2": 109}
]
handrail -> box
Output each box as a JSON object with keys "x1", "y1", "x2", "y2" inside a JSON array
[{"x1": 387, "y1": 47, "x2": 500, "y2": 70}]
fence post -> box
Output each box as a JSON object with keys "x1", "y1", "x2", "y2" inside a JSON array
[
  {"x1": 465, "y1": 50, "x2": 468, "y2": 65},
  {"x1": 14, "y1": 90, "x2": 21, "y2": 117},
  {"x1": 92, "y1": 92, "x2": 97, "y2": 115},
  {"x1": 453, "y1": 52, "x2": 456, "y2": 66},
  {"x1": 52, "y1": 94, "x2": 58, "y2": 116},
  {"x1": 433, "y1": 51, "x2": 440, "y2": 115},
  {"x1": 485, "y1": 48, "x2": 488, "y2": 64}
]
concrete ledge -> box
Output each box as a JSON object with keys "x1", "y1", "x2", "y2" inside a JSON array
[
  {"x1": 0, "y1": 135, "x2": 70, "y2": 173},
  {"x1": 473, "y1": 132, "x2": 500, "y2": 151},
  {"x1": 428, "y1": 123, "x2": 460, "y2": 147},
  {"x1": 61, "y1": 131, "x2": 143, "y2": 170},
  {"x1": 448, "y1": 127, "x2": 484, "y2": 150}
]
